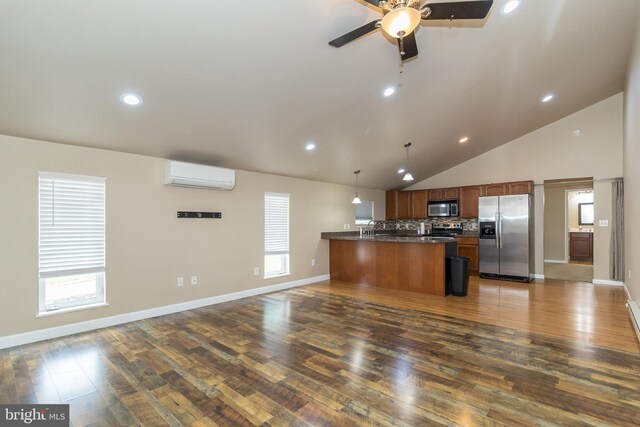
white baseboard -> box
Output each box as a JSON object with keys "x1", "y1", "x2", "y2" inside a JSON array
[
  {"x1": 592, "y1": 279, "x2": 625, "y2": 286},
  {"x1": 544, "y1": 259, "x2": 568, "y2": 264},
  {"x1": 627, "y1": 300, "x2": 640, "y2": 344},
  {"x1": 532, "y1": 274, "x2": 545, "y2": 280},
  {"x1": 0, "y1": 274, "x2": 329, "y2": 350},
  {"x1": 623, "y1": 283, "x2": 632, "y2": 300}
]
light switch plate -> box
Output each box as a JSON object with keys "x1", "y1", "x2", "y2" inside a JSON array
[{"x1": 598, "y1": 219, "x2": 609, "y2": 227}]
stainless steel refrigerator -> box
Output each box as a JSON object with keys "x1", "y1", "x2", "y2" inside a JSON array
[{"x1": 478, "y1": 194, "x2": 534, "y2": 282}]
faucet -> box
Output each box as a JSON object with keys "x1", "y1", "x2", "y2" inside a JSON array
[{"x1": 365, "y1": 219, "x2": 376, "y2": 237}]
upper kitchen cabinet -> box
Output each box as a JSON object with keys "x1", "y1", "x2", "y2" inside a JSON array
[
  {"x1": 397, "y1": 191, "x2": 412, "y2": 219},
  {"x1": 385, "y1": 191, "x2": 399, "y2": 220},
  {"x1": 385, "y1": 190, "x2": 412, "y2": 220},
  {"x1": 429, "y1": 187, "x2": 459, "y2": 201},
  {"x1": 411, "y1": 190, "x2": 427, "y2": 219},
  {"x1": 508, "y1": 180, "x2": 534, "y2": 195},
  {"x1": 459, "y1": 185, "x2": 484, "y2": 218},
  {"x1": 484, "y1": 183, "x2": 507, "y2": 196}
]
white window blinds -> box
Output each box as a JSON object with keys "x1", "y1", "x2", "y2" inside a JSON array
[
  {"x1": 39, "y1": 172, "x2": 106, "y2": 279},
  {"x1": 264, "y1": 193, "x2": 289, "y2": 254}
]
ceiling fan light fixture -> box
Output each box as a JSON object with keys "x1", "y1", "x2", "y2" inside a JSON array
[{"x1": 381, "y1": 6, "x2": 421, "y2": 38}]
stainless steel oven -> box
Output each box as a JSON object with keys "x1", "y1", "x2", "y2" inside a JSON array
[{"x1": 427, "y1": 201, "x2": 459, "y2": 217}]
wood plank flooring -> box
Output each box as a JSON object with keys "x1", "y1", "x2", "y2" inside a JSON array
[
  {"x1": 1, "y1": 279, "x2": 639, "y2": 426},
  {"x1": 310, "y1": 277, "x2": 640, "y2": 353}
]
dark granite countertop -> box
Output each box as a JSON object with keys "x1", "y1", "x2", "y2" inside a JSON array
[{"x1": 321, "y1": 231, "x2": 457, "y2": 244}]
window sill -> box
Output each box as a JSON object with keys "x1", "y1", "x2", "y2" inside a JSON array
[
  {"x1": 37, "y1": 302, "x2": 109, "y2": 318},
  {"x1": 264, "y1": 273, "x2": 291, "y2": 280}
]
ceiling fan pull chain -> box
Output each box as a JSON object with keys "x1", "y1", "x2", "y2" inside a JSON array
[{"x1": 399, "y1": 30, "x2": 406, "y2": 55}]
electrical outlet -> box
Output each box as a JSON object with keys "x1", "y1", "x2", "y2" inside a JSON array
[
  {"x1": 311, "y1": 259, "x2": 315, "y2": 266},
  {"x1": 177, "y1": 277, "x2": 184, "y2": 287},
  {"x1": 598, "y1": 219, "x2": 609, "y2": 227},
  {"x1": 254, "y1": 267, "x2": 259, "y2": 276},
  {"x1": 191, "y1": 275, "x2": 197, "y2": 286}
]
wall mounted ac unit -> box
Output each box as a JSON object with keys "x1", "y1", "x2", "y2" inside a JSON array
[{"x1": 164, "y1": 160, "x2": 235, "y2": 190}]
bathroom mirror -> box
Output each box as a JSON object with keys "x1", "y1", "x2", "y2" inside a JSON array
[{"x1": 578, "y1": 203, "x2": 594, "y2": 225}]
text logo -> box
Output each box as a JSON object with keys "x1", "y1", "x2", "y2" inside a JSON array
[{"x1": 1, "y1": 405, "x2": 69, "y2": 426}]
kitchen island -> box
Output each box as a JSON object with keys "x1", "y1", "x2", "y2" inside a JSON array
[{"x1": 321, "y1": 232, "x2": 457, "y2": 296}]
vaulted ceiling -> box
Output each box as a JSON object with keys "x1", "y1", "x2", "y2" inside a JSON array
[{"x1": 1, "y1": 0, "x2": 638, "y2": 190}]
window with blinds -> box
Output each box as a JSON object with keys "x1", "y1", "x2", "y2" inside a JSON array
[
  {"x1": 38, "y1": 172, "x2": 106, "y2": 313},
  {"x1": 355, "y1": 201, "x2": 374, "y2": 225},
  {"x1": 264, "y1": 192, "x2": 290, "y2": 278}
]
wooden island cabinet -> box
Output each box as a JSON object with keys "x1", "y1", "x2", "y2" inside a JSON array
[
  {"x1": 326, "y1": 236, "x2": 457, "y2": 296},
  {"x1": 456, "y1": 237, "x2": 479, "y2": 274}
]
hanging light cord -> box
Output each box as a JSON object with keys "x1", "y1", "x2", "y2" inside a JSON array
[{"x1": 404, "y1": 142, "x2": 411, "y2": 170}]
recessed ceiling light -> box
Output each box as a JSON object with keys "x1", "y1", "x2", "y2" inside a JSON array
[
  {"x1": 383, "y1": 87, "x2": 396, "y2": 97},
  {"x1": 120, "y1": 93, "x2": 142, "y2": 106},
  {"x1": 398, "y1": 168, "x2": 406, "y2": 174},
  {"x1": 305, "y1": 143, "x2": 316, "y2": 151},
  {"x1": 501, "y1": 0, "x2": 520, "y2": 15},
  {"x1": 541, "y1": 94, "x2": 554, "y2": 103},
  {"x1": 459, "y1": 137, "x2": 469, "y2": 143},
  {"x1": 572, "y1": 129, "x2": 582, "y2": 137}
]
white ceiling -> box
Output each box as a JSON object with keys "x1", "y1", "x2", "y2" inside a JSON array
[{"x1": 1, "y1": 0, "x2": 638, "y2": 190}]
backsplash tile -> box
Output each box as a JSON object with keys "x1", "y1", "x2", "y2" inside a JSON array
[{"x1": 366, "y1": 218, "x2": 479, "y2": 234}]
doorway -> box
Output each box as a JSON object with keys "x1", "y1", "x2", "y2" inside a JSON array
[{"x1": 543, "y1": 178, "x2": 594, "y2": 282}]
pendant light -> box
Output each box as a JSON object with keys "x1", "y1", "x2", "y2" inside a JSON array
[
  {"x1": 402, "y1": 142, "x2": 414, "y2": 181},
  {"x1": 352, "y1": 170, "x2": 362, "y2": 204}
]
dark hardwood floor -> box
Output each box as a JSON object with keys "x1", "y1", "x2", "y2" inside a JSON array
[{"x1": 1, "y1": 281, "x2": 639, "y2": 426}]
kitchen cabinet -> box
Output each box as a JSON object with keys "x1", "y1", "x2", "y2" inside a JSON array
[
  {"x1": 508, "y1": 181, "x2": 534, "y2": 195},
  {"x1": 411, "y1": 190, "x2": 427, "y2": 218},
  {"x1": 429, "y1": 187, "x2": 459, "y2": 201},
  {"x1": 459, "y1": 185, "x2": 483, "y2": 218},
  {"x1": 457, "y1": 237, "x2": 479, "y2": 275},
  {"x1": 397, "y1": 191, "x2": 411, "y2": 219},
  {"x1": 484, "y1": 183, "x2": 507, "y2": 196},
  {"x1": 385, "y1": 191, "x2": 399, "y2": 220},
  {"x1": 386, "y1": 190, "x2": 412, "y2": 219},
  {"x1": 569, "y1": 232, "x2": 593, "y2": 262}
]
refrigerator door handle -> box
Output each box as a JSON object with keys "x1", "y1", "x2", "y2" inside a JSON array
[
  {"x1": 495, "y1": 213, "x2": 500, "y2": 249},
  {"x1": 498, "y1": 213, "x2": 503, "y2": 248}
]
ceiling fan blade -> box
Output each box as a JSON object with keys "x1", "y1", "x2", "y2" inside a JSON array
[
  {"x1": 398, "y1": 32, "x2": 418, "y2": 61},
  {"x1": 362, "y1": 0, "x2": 382, "y2": 6},
  {"x1": 329, "y1": 20, "x2": 381, "y2": 48},
  {"x1": 422, "y1": 0, "x2": 493, "y2": 20}
]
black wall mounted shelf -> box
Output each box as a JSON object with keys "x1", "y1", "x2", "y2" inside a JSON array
[{"x1": 177, "y1": 211, "x2": 222, "y2": 219}]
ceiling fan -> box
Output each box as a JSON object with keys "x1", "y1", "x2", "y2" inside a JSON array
[{"x1": 329, "y1": 0, "x2": 494, "y2": 61}]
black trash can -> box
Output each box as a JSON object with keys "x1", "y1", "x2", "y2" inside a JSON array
[{"x1": 450, "y1": 256, "x2": 470, "y2": 296}]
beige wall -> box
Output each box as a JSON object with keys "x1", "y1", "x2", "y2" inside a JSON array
[
  {"x1": 624, "y1": 20, "x2": 640, "y2": 301},
  {"x1": 544, "y1": 186, "x2": 567, "y2": 262},
  {"x1": 0, "y1": 135, "x2": 385, "y2": 337},
  {"x1": 408, "y1": 94, "x2": 624, "y2": 279}
]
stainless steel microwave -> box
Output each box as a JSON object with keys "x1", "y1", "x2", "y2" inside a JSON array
[{"x1": 427, "y1": 200, "x2": 459, "y2": 217}]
